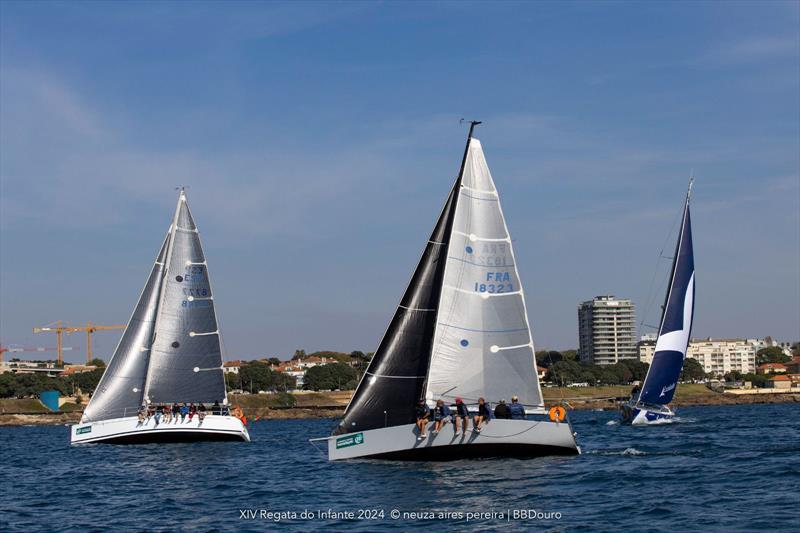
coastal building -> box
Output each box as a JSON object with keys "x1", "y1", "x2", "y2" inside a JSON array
[
  {"x1": 687, "y1": 338, "x2": 756, "y2": 376},
  {"x1": 639, "y1": 337, "x2": 756, "y2": 376},
  {"x1": 578, "y1": 296, "x2": 637, "y2": 365},
  {"x1": 765, "y1": 375, "x2": 792, "y2": 389},
  {"x1": 537, "y1": 366, "x2": 547, "y2": 381},
  {"x1": 223, "y1": 360, "x2": 242, "y2": 374},
  {"x1": 747, "y1": 337, "x2": 796, "y2": 357},
  {"x1": 757, "y1": 362, "x2": 787, "y2": 375},
  {"x1": 58, "y1": 364, "x2": 98, "y2": 377},
  {"x1": 0, "y1": 360, "x2": 63, "y2": 377}
]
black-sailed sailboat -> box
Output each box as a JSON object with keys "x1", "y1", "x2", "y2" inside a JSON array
[
  {"x1": 311, "y1": 123, "x2": 580, "y2": 460},
  {"x1": 71, "y1": 189, "x2": 249, "y2": 444},
  {"x1": 620, "y1": 180, "x2": 695, "y2": 424}
]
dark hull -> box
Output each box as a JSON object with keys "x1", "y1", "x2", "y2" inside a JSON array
[{"x1": 366, "y1": 442, "x2": 579, "y2": 461}]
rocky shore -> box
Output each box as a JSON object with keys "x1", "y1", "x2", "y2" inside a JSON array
[{"x1": 1, "y1": 386, "x2": 797, "y2": 426}]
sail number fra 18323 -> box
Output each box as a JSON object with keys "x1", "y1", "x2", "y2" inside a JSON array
[{"x1": 474, "y1": 272, "x2": 513, "y2": 294}]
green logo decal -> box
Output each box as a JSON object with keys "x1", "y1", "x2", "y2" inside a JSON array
[
  {"x1": 76, "y1": 426, "x2": 92, "y2": 435},
  {"x1": 336, "y1": 432, "x2": 364, "y2": 449}
]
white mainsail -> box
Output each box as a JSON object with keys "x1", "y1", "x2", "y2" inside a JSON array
[{"x1": 424, "y1": 139, "x2": 544, "y2": 411}]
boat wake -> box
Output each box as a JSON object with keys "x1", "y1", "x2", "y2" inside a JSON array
[
  {"x1": 622, "y1": 447, "x2": 646, "y2": 456},
  {"x1": 586, "y1": 447, "x2": 647, "y2": 456}
]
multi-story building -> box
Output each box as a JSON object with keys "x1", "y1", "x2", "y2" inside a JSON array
[
  {"x1": 578, "y1": 295, "x2": 637, "y2": 365},
  {"x1": 638, "y1": 337, "x2": 756, "y2": 376}
]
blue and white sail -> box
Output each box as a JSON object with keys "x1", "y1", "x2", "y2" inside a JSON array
[{"x1": 638, "y1": 184, "x2": 695, "y2": 406}]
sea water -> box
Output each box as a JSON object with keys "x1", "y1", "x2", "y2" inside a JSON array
[{"x1": 1, "y1": 403, "x2": 798, "y2": 532}]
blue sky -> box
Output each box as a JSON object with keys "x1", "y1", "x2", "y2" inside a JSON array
[{"x1": 1, "y1": 1, "x2": 798, "y2": 363}]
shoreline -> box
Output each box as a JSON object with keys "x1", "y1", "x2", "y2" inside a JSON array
[{"x1": 1, "y1": 388, "x2": 797, "y2": 427}]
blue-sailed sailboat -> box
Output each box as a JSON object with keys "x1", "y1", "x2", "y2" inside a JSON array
[{"x1": 621, "y1": 181, "x2": 695, "y2": 424}]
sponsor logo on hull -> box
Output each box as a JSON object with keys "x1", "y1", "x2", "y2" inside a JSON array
[{"x1": 335, "y1": 432, "x2": 364, "y2": 449}]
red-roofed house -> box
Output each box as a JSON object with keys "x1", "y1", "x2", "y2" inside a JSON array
[
  {"x1": 223, "y1": 360, "x2": 242, "y2": 374},
  {"x1": 765, "y1": 375, "x2": 792, "y2": 389},
  {"x1": 757, "y1": 363, "x2": 787, "y2": 375},
  {"x1": 537, "y1": 366, "x2": 548, "y2": 380}
]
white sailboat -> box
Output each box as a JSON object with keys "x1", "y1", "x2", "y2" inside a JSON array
[
  {"x1": 312, "y1": 122, "x2": 579, "y2": 460},
  {"x1": 71, "y1": 189, "x2": 249, "y2": 444},
  {"x1": 620, "y1": 181, "x2": 695, "y2": 425}
]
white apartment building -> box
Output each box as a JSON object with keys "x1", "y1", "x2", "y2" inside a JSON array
[
  {"x1": 578, "y1": 296, "x2": 638, "y2": 365},
  {"x1": 638, "y1": 337, "x2": 756, "y2": 376}
]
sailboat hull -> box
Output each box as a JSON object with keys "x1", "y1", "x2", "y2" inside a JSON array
[
  {"x1": 70, "y1": 414, "x2": 250, "y2": 444},
  {"x1": 619, "y1": 402, "x2": 675, "y2": 425},
  {"x1": 316, "y1": 417, "x2": 580, "y2": 461}
]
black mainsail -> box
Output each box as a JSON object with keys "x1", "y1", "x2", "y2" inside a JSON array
[{"x1": 334, "y1": 123, "x2": 478, "y2": 434}]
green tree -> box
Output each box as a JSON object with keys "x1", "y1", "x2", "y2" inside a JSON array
[
  {"x1": 303, "y1": 363, "x2": 357, "y2": 391},
  {"x1": 0, "y1": 373, "x2": 70, "y2": 398},
  {"x1": 225, "y1": 372, "x2": 243, "y2": 391},
  {"x1": 239, "y1": 362, "x2": 296, "y2": 392},
  {"x1": 69, "y1": 368, "x2": 105, "y2": 395},
  {"x1": 292, "y1": 349, "x2": 307, "y2": 360},
  {"x1": 267, "y1": 357, "x2": 281, "y2": 366},
  {"x1": 756, "y1": 347, "x2": 790, "y2": 365},
  {"x1": 88, "y1": 358, "x2": 106, "y2": 368},
  {"x1": 561, "y1": 349, "x2": 578, "y2": 361},
  {"x1": 619, "y1": 359, "x2": 649, "y2": 382},
  {"x1": 535, "y1": 350, "x2": 564, "y2": 368},
  {"x1": 680, "y1": 358, "x2": 705, "y2": 382}
]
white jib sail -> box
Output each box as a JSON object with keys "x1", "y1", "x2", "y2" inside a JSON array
[{"x1": 424, "y1": 138, "x2": 544, "y2": 411}]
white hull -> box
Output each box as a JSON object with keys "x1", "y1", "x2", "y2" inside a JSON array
[
  {"x1": 620, "y1": 402, "x2": 676, "y2": 425},
  {"x1": 71, "y1": 414, "x2": 249, "y2": 444},
  {"x1": 316, "y1": 417, "x2": 580, "y2": 461}
]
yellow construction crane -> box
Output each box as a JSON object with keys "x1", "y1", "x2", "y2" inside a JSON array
[{"x1": 33, "y1": 321, "x2": 126, "y2": 365}]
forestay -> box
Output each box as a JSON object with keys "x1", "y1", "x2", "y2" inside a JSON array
[{"x1": 424, "y1": 139, "x2": 544, "y2": 410}]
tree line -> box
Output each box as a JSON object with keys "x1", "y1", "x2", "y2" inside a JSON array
[
  {"x1": 536, "y1": 350, "x2": 706, "y2": 386},
  {"x1": 0, "y1": 358, "x2": 107, "y2": 401}
]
